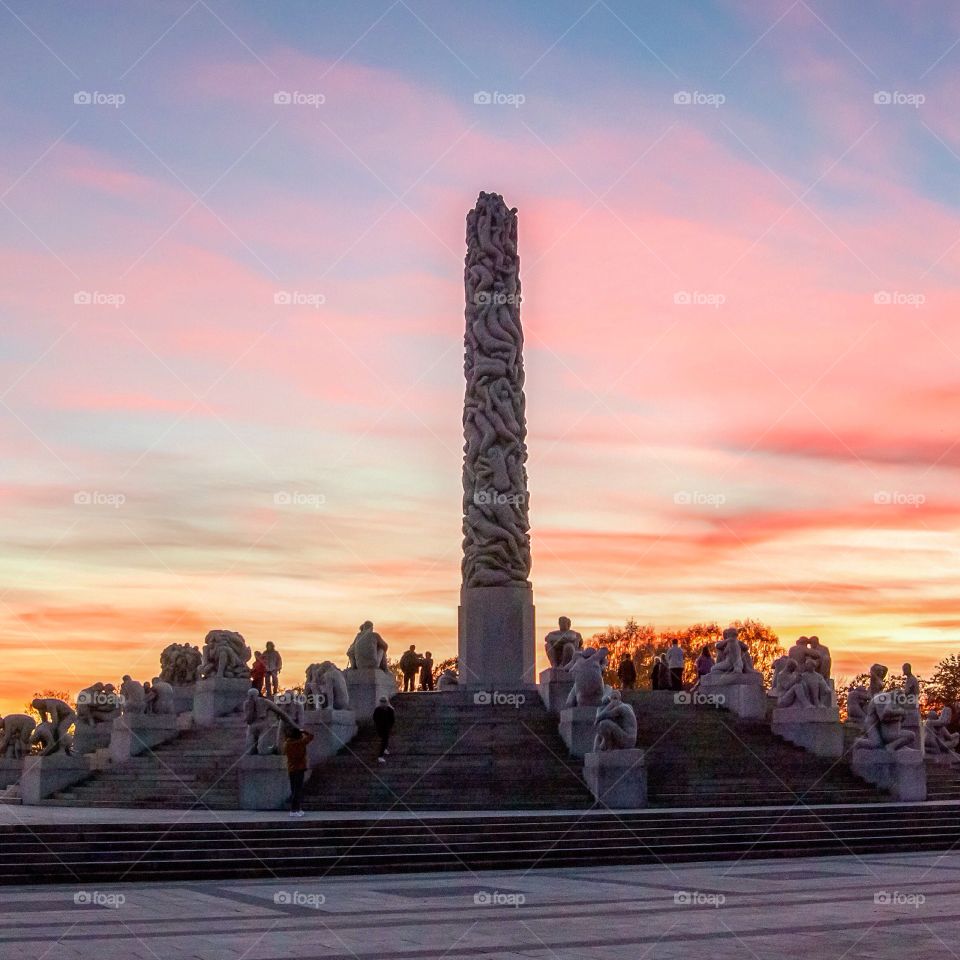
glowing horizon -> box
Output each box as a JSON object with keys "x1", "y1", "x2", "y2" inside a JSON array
[{"x1": 3, "y1": 1, "x2": 960, "y2": 715}]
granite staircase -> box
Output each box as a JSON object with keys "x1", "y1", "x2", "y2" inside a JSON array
[
  {"x1": 306, "y1": 692, "x2": 593, "y2": 810},
  {"x1": 42, "y1": 717, "x2": 247, "y2": 808},
  {"x1": 5, "y1": 803, "x2": 960, "y2": 885}
]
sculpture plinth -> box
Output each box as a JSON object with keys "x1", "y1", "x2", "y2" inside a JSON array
[{"x1": 457, "y1": 192, "x2": 535, "y2": 690}]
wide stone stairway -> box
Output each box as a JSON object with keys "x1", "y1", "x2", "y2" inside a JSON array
[
  {"x1": 44, "y1": 717, "x2": 248, "y2": 809},
  {"x1": 305, "y1": 692, "x2": 592, "y2": 810},
  {"x1": 629, "y1": 690, "x2": 882, "y2": 805}
]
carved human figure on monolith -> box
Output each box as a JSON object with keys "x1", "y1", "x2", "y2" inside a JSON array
[
  {"x1": 593, "y1": 690, "x2": 638, "y2": 751},
  {"x1": 0, "y1": 714, "x2": 36, "y2": 758},
  {"x1": 200, "y1": 630, "x2": 251, "y2": 679},
  {"x1": 565, "y1": 647, "x2": 609, "y2": 708},
  {"x1": 854, "y1": 691, "x2": 916, "y2": 751},
  {"x1": 545, "y1": 617, "x2": 583, "y2": 668},
  {"x1": 347, "y1": 622, "x2": 389, "y2": 671}
]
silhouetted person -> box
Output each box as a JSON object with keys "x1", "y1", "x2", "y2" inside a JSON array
[
  {"x1": 282, "y1": 725, "x2": 314, "y2": 817},
  {"x1": 665, "y1": 639, "x2": 685, "y2": 691},
  {"x1": 373, "y1": 696, "x2": 395, "y2": 764},
  {"x1": 263, "y1": 641, "x2": 282, "y2": 698},
  {"x1": 419, "y1": 651, "x2": 434, "y2": 691},
  {"x1": 250, "y1": 651, "x2": 266, "y2": 694},
  {"x1": 695, "y1": 645, "x2": 714, "y2": 679},
  {"x1": 617, "y1": 654, "x2": 637, "y2": 690},
  {"x1": 399, "y1": 645, "x2": 420, "y2": 693}
]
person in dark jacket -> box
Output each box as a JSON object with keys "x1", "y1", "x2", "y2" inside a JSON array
[
  {"x1": 281, "y1": 726, "x2": 314, "y2": 817},
  {"x1": 419, "y1": 652, "x2": 435, "y2": 691},
  {"x1": 373, "y1": 696, "x2": 395, "y2": 764},
  {"x1": 617, "y1": 654, "x2": 637, "y2": 690},
  {"x1": 399, "y1": 645, "x2": 421, "y2": 693},
  {"x1": 651, "y1": 654, "x2": 666, "y2": 690}
]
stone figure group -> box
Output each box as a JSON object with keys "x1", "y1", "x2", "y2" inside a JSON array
[
  {"x1": 159, "y1": 643, "x2": 202, "y2": 685},
  {"x1": 243, "y1": 688, "x2": 302, "y2": 756},
  {"x1": 304, "y1": 661, "x2": 350, "y2": 710},
  {"x1": 544, "y1": 617, "x2": 583, "y2": 668},
  {"x1": 709, "y1": 627, "x2": 755, "y2": 676},
  {"x1": 201, "y1": 630, "x2": 251, "y2": 680},
  {"x1": 924, "y1": 707, "x2": 960, "y2": 763},
  {"x1": 775, "y1": 659, "x2": 833, "y2": 709},
  {"x1": 30, "y1": 698, "x2": 75, "y2": 755},
  {"x1": 0, "y1": 713, "x2": 36, "y2": 759},
  {"x1": 76, "y1": 682, "x2": 122, "y2": 726}
]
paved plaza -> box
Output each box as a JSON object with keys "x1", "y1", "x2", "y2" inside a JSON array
[{"x1": 3, "y1": 849, "x2": 959, "y2": 960}]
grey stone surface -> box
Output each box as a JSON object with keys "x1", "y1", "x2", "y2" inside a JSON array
[
  {"x1": 851, "y1": 745, "x2": 926, "y2": 801},
  {"x1": 771, "y1": 706, "x2": 843, "y2": 758},
  {"x1": 539, "y1": 667, "x2": 574, "y2": 715},
  {"x1": 344, "y1": 667, "x2": 397, "y2": 721},
  {"x1": 238, "y1": 754, "x2": 289, "y2": 810},
  {"x1": 559, "y1": 705, "x2": 599, "y2": 758},
  {"x1": 20, "y1": 753, "x2": 91, "y2": 804},
  {"x1": 584, "y1": 748, "x2": 647, "y2": 807},
  {"x1": 109, "y1": 713, "x2": 181, "y2": 764},
  {"x1": 458, "y1": 584, "x2": 535, "y2": 689},
  {"x1": 193, "y1": 677, "x2": 251, "y2": 726},
  {"x1": 302, "y1": 709, "x2": 358, "y2": 763},
  {"x1": 698, "y1": 671, "x2": 766, "y2": 720}
]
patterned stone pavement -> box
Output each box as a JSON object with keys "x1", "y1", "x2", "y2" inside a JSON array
[{"x1": 3, "y1": 850, "x2": 960, "y2": 960}]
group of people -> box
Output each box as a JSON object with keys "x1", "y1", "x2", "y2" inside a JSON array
[
  {"x1": 398, "y1": 645, "x2": 435, "y2": 692},
  {"x1": 615, "y1": 639, "x2": 718, "y2": 692},
  {"x1": 249, "y1": 641, "x2": 283, "y2": 696}
]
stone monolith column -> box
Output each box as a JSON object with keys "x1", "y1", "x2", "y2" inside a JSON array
[{"x1": 457, "y1": 191, "x2": 535, "y2": 690}]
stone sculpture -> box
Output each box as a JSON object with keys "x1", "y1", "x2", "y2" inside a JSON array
[
  {"x1": 159, "y1": 642, "x2": 202, "y2": 685},
  {"x1": 565, "y1": 647, "x2": 609, "y2": 708},
  {"x1": 146, "y1": 677, "x2": 176, "y2": 715},
  {"x1": 120, "y1": 675, "x2": 146, "y2": 715},
  {"x1": 770, "y1": 655, "x2": 793, "y2": 696},
  {"x1": 461, "y1": 191, "x2": 531, "y2": 589},
  {"x1": 544, "y1": 617, "x2": 583, "y2": 668},
  {"x1": 711, "y1": 627, "x2": 753, "y2": 674},
  {"x1": 275, "y1": 689, "x2": 304, "y2": 728},
  {"x1": 31, "y1": 697, "x2": 75, "y2": 755},
  {"x1": 76, "y1": 682, "x2": 122, "y2": 726},
  {"x1": 305, "y1": 661, "x2": 350, "y2": 710},
  {"x1": 901, "y1": 662, "x2": 920, "y2": 706},
  {"x1": 437, "y1": 669, "x2": 459, "y2": 691},
  {"x1": 0, "y1": 714, "x2": 36, "y2": 758},
  {"x1": 346, "y1": 622, "x2": 389, "y2": 671},
  {"x1": 924, "y1": 707, "x2": 960, "y2": 763},
  {"x1": 847, "y1": 663, "x2": 887, "y2": 721},
  {"x1": 593, "y1": 690, "x2": 638, "y2": 751},
  {"x1": 853, "y1": 691, "x2": 916, "y2": 752},
  {"x1": 806, "y1": 636, "x2": 831, "y2": 679},
  {"x1": 200, "y1": 630, "x2": 251, "y2": 679},
  {"x1": 776, "y1": 660, "x2": 832, "y2": 708},
  {"x1": 242, "y1": 690, "x2": 293, "y2": 755}
]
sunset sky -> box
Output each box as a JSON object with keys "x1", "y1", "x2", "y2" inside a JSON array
[{"x1": 2, "y1": 1, "x2": 960, "y2": 715}]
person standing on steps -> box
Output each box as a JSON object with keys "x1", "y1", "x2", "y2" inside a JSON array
[
  {"x1": 665, "y1": 639, "x2": 685, "y2": 691},
  {"x1": 617, "y1": 653, "x2": 637, "y2": 690},
  {"x1": 373, "y1": 696, "x2": 395, "y2": 764},
  {"x1": 399, "y1": 644, "x2": 421, "y2": 693},
  {"x1": 281, "y1": 725, "x2": 314, "y2": 817},
  {"x1": 263, "y1": 641, "x2": 282, "y2": 698},
  {"x1": 250, "y1": 651, "x2": 266, "y2": 694},
  {"x1": 695, "y1": 645, "x2": 714, "y2": 682},
  {"x1": 419, "y1": 651, "x2": 435, "y2": 691}
]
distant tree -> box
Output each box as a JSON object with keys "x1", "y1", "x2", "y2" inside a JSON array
[
  {"x1": 923, "y1": 654, "x2": 960, "y2": 713},
  {"x1": 384, "y1": 657, "x2": 404, "y2": 690},
  {"x1": 589, "y1": 619, "x2": 657, "y2": 687}
]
